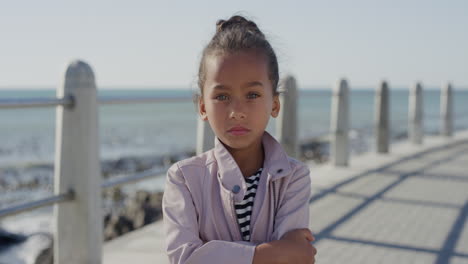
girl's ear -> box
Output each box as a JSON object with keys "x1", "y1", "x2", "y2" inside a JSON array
[
  {"x1": 198, "y1": 95, "x2": 208, "y2": 121},
  {"x1": 271, "y1": 94, "x2": 280, "y2": 118}
]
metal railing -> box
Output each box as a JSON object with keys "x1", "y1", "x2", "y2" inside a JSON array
[
  {"x1": 0, "y1": 190, "x2": 75, "y2": 217},
  {"x1": 0, "y1": 95, "x2": 75, "y2": 109},
  {"x1": 0, "y1": 93, "x2": 192, "y2": 219},
  {"x1": 0, "y1": 94, "x2": 191, "y2": 109},
  {"x1": 100, "y1": 167, "x2": 168, "y2": 189}
]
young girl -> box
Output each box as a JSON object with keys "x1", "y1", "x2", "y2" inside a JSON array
[{"x1": 163, "y1": 15, "x2": 317, "y2": 264}]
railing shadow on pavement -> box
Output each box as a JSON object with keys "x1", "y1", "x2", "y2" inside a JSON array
[{"x1": 308, "y1": 140, "x2": 468, "y2": 263}]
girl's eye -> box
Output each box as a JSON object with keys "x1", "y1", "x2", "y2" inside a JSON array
[
  {"x1": 247, "y1": 93, "x2": 260, "y2": 99},
  {"x1": 215, "y1": 94, "x2": 229, "y2": 101}
]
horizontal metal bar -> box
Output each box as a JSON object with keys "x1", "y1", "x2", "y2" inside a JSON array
[
  {"x1": 0, "y1": 96, "x2": 74, "y2": 109},
  {"x1": 0, "y1": 167, "x2": 165, "y2": 217},
  {"x1": 0, "y1": 189, "x2": 75, "y2": 218},
  {"x1": 0, "y1": 95, "x2": 193, "y2": 109},
  {"x1": 101, "y1": 167, "x2": 167, "y2": 189},
  {"x1": 98, "y1": 95, "x2": 193, "y2": 105}
]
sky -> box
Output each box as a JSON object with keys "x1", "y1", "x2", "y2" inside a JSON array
[{"x1": 1, "y1": 0, "x2": 467, "y2": 90}]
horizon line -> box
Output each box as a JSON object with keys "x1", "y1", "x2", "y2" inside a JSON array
[{"x1": 1, "y1": 85, "x2": 467, "y2": 91}]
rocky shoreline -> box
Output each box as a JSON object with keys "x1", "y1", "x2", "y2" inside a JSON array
[{"x1": 103, "y1": 189, "x2": 164, "y2": 241}]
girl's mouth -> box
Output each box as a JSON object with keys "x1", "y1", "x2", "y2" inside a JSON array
[{"x1": 227, "y1": 126, "x2": 250, "y2": 136}]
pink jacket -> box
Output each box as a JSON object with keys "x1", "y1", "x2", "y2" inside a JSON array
[{"x1": 162, "y1": 131, "x2": 311, "y2": 264}]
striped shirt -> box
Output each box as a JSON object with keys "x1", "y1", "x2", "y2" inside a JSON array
[{"x1": 234, "y1": 168, "x2": 262, "y2": 241}]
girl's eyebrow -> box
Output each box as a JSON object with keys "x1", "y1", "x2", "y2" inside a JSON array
[
  {"x1": 243, "y1": 81, "x2": 264, "y2": 89},
  {"x1": 212, "y1": 81, "x2": 263, "y2": 91},
  {"x1": 213, "y1": 84, "x2": 229, "y2": 91}
]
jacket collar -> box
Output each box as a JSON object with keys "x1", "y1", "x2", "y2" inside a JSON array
[{"x1": 213, "y1": 131, "x2": 292, "y2": 200}]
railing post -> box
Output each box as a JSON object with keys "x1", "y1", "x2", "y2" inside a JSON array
[
  {"x1": 54, "y1": 60, "x2": 102, "y2": 264},
  {"x1": 196, "y1": 118, "x2": 215, "y2": 155},
  {"x1": 375, "y1": 80, "x2": 390, "y2": 153},
  {"x1": 440, "y1": 82, "x2": 453, "y2": 137},
  {"x1": 409, "y1": 82, "x2": 424, "y2": 145},
  {"x1": 276, "y1": 75, "x2": 298, "y2": 158},
  {"x1": 330, "y1": 78, "x2": 350, "y2": 166}
]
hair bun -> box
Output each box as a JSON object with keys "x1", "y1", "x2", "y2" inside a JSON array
[
  {"x1": 199, "y1": 15, "x2": 279, "y2": 95},
  {"x1": 215, "y1": 15, "x2": 263, "y2": 37},
  {"x1": 216, "y1": 19, "x2": 227, "y2": 32}
]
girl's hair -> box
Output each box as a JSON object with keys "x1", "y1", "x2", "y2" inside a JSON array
[{"x1": 197, "y1": 15, "x2": 279, "y2": 96}]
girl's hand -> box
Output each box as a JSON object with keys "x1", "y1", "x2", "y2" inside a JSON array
[
  {"x1": 253, "y1": 228, "x2": 317, "y2": 264},
  {"x1": 279, "y1": 228, "x2": 317, "y2": 264},
  {"x1": 281, "y1": 228, "x2": 315, "y2": 243}
]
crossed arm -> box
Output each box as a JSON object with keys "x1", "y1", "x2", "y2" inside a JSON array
[{"x1": 162, "y1": 163, "x2": 316, "y2": 264}]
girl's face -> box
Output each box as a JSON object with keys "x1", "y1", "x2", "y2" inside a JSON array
[{"x1": 199, "y1": 50, "x2": 280, "y2": 152}]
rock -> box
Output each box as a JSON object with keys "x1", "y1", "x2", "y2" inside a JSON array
[
  {"x1": 142, "y1": 192, "x2": 163, "y2": 225},
  {"x1": 34, "y1": 239, "x2": 53, "y2": 264},
  {"x1": 0, "y1": 228, "x2": 27, "y2": 251},
  {"x1": 104, "y1": 214, "x2": 134, "y2": 241},
  {"x1": 123, "y1": 199, "x2": 144, "y2": 229},
  {"x1": 135, "y1": 190, "x2": 150, "y2": 204},
  {"x1": 115, "y1": 157, "x2": 139, "y2": 173},
  {"x1": 108, "y1": 187, "x2": 126, "y2": 202},
  {"x1": 137, "y1": 155, "x2": 164, "y2": 171},
  {"x1": 0, "y1": 231, "x2": 52, "y2": 264},
  {"x1": 299, "y1": 139, "x2": 330, "y2": 163},
  {"x1": 103, "y1": 190, "x2": 164, "y2": 241}
]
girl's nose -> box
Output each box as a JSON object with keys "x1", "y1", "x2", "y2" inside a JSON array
[
  {"x1": 229, "y1": 100, "x2": 246, "y2": 120},
  {"x1": 229, "y1": 110, "x2": 246, "y2": 120}
]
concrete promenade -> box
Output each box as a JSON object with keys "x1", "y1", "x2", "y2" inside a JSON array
[{"x1": 103, "y1": 130, "x2": 468, "y2": 264}]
